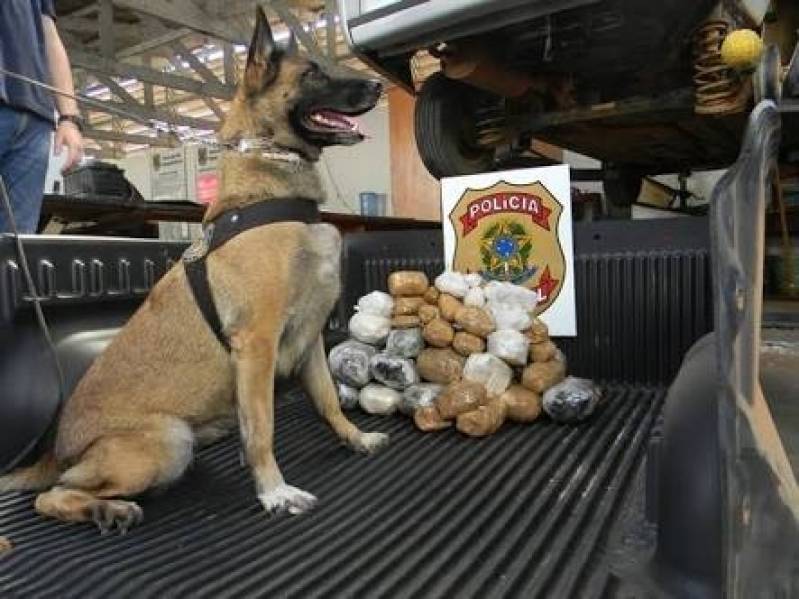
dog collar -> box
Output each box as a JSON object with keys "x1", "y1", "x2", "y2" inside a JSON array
[{"x1": 222, "y1": 138, "x2": 307, "y2": 168}]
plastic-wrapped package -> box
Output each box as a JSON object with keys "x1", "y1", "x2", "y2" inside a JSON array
[
  {"x1": 359, "y1": 384, "x2": 401, "y2": 415},
  {"x1": 530, "y1": 340, "x2": 558, "y2": 363},
  {"x1": 456, "y1": 396, "x2": 507, "y2": 437},
  {"x1": 393, "y1": 296, "x2": 425, "y2": 316},
  {"x1": 385, "y1": 328, "x2": 424, "y2": 358},
  {"x1": 463, "y1": 352, "x2": 513, "y2": 395},
  {"x1": 423, "y1": 318, "x2": 455, "y2": 348},
  {"x1": 484, "y1": 281, "x2": 538, "y2": 312},
  {"x1": 400, "y1": 383, "x2": 443, "y2": 415},
  {"x1": 434, "y1": 271, "x2": 469, "y2": 298},
  {"x1": 487, "y1": 330, "x2": 530, "y2": 366},
  {"x1": 338, "y1": 382, "x2": 361, "y2": 410},
  {"x1": 414, "y1": 405, "x2": 452, "y2": 431},
  {"x1": 388, "y1": 271, "x2": 430, "y2": 296},
  {"x1": 463, "y1": 286, "x2": 486, "y2": 308},
  {"x1": 392, "y1": 315, "x2": 422, "y2": 329},
  {"x1": 370, "y1": 353, "x2": 419, "y2": 390},
  {"x1": 356, "y1": 291, "x2": 394, "y2": 318},
  {"x1": 423, "y1": 286, "x2": 440, "y2": 305},
  {"x1": 328, "y1": 340, "x2": 378, "y2": 387},
  {"x1": 521, "y1": 359, "x2": 567, "y2": 394},
  {"x1": 419, "y1": 304, "x2": 440, "y2": 324},
  {"x1": 349, "y1": 312, "x2": 391, "y2": 346},
  {"x1": 526, "y1": 318, "x2": 549, "y2": 344},
  {"x1": 452, "y1": 332, "x2": 485, "y2": 356},
  {"x1": 543, "y1": 377, "x2": 602, "y2": 422},
  {"x1": 454, "y1": 306, "x2": 495, "y2": 338},
  {"x1": 464, "y1": 273, "x2": 484, "y2": 288},
  {"x1": 487, "y1": 302, "x2": 532, "y2": 332},
  {"x1": 436, "y1": 380, "x2": 487, "y2": 419},
  {"x1": 501, "y1": 385, "x2": 542, "y2": 422},
  {"x1": 417, "y1": 348, "x2": 466, "y2": 384},
  {"x1": 438, "y1": 293, "x2": 463, "y2": 322}
]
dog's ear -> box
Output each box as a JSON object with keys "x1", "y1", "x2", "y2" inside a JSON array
[{"x1": 245, "y1": 6, "x2": 279, "y2": 94}]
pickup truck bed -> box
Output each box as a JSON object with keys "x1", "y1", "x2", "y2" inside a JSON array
[{"x1": 0, "y1": 218, "x2": 711, "y2": 598}]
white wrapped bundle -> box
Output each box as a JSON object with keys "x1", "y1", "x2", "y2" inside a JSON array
[
  {"x1": 400, "y1": 383, "x2": 443, "y2": 415},
  {"x1": 370, "y1": 353, "x2": 419, "y2": 390},
  {"x1": 359, "y1": 384, "x2": 401, "y2": 415},
  {"x1": 543, "y1": 377, "x2": 602, "y2": 422},
  {"x1": 484, "y1": 281, "x2": 538, "y2": 312},
  {"x1": 434, "y1": 271, "x2": 469, "y2": 298},
  {"x1": 349, "y1": 312, "x2": 391, "y2": 346},
  {"x1": 356, "y1": 291, "x2": 394, "y2": 318},
  {"x1": 463, "y1": 352, "x2": 513, "y2": 396},
  {"x1": 338, "y1": 383, "x2": 361, "y2": 410},
  {"x1": 385, "y1": 328, "x2": 424, "y2": 358},
  {"x1": 487, "y1": 330, "x2": 530, "y2": 366},
  {"x1": 463, "y1": 286, "x2": 486, "y2": 308},
  {"x1": 328, "y1": 340, "x2": 378, "y2": 387},
  {"x1": 464, "y1": 273, "x2": 484, "y2": 288},
  {"x1": 487, "y1": 302, "x2": 532, "y2": 332}
]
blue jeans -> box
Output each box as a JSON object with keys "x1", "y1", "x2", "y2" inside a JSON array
[{"x1": 0, "y1": 105, "x2": 52, "y2": 233}]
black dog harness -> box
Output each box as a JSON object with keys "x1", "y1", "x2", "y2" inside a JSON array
[{"x1": 182, "y1": 198, "x2": 320, "y2": 351}]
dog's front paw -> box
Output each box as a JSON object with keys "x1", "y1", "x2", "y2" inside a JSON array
[
  {"x1": 351, "y1": 431, "x2": 390, "y2": 454},
  {"x1": 258, "y1": 483, "x2": 317, "y2": 516},
  {"x1": 89, "y1": 499, "x2": 144, "y2": 535}
]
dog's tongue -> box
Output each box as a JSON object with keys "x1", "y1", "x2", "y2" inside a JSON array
[{"x1": 310, "y1": 109, "x2": 361, "y2": 133}]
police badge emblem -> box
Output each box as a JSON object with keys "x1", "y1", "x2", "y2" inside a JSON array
[{"x1": 442, "y1": 166, "x2": 576, "y2": 336}]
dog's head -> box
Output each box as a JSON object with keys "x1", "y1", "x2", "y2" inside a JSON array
[{"x1": 220, "y1": 7, "x2": 382, "y2": 161}]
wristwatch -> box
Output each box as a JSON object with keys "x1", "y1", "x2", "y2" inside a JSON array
[{"x1": 57, "y1": 114, "x2": 85, "y2": 133}]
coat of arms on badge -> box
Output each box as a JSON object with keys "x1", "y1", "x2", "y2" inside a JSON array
[{"x1": 442, "y1": 166, "x2": 576, "y2": 336}]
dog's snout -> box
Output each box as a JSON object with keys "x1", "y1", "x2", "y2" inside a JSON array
[{"x1": 367, "y1": 79, "x2": 383, "y2": 96}]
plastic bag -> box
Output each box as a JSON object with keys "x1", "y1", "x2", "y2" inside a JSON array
[
  {"x1": 359, "y1": 384, "x2": 401, "y2": 415},
  {"x1": 414, "y1": 405, "x2": 452, "y2": 432},
  {"x1": 521, "y1": 359, "x2": 567, "y2": 394},
  {"x1": 526, "y1": 318, "x2": 549, "y2": 344},
  {"x1": 452, "y1": 331, "x2": 485, "y2": 356},
  {"x1": 385, "y1": 328, "x2": 424, "y2": 358},
  {"x1": 400, "y1": 383, "x2": 443, "y2": 415},
  {"x1": 501, "y1": 385, "x2": 542, "y2": 423},
  {"x1": 456, "y1": 396, "x2": 507, "y2": 437},
  {"x1": 463, "y1": 352, "x2": 513, "y2": 396},
  {"x1": 530, "y1": 340, "x2": 557, "y2": 363},
  {"x1": 436, "y1": 380, "x2": 487, "y2": 419},
  {"x1": 542, "y1": 376, "x2": 602, "y2": 423},
  {"x1": 487, "y1": 302, "x2": 532, "y2": 332},
  {"x1": 438, "y1": 293, "x2": 463, "y2": 322},
  {"x1": 392, "y1": 314, "x2": 422, "y2": 329},
  {"x1": 370, "y1": 353, "x2": 419, "y2": 390},
  {"x1": 454, "y1": 306, "x2": 495, "y2": 338},
  {"x1": 423, "y1": 286, "x2": 440, "y2": 305},
  {"x1": 484, "y1": 281, "x2": 538, "y2": 312},
  {"x1": 349, "y1": 312, "x2": 391, "y2": 346},
  {"x1": 356, "y1": 291, "x2": 394, "y2": 319},
  {"x1": 388, "y1": 271, "x2": 429, "y2": 296},
  {"x1": 463, "y1": 286, "x2": 486, "y2": 308},
  {"x1": 328, "y1": 340, "x2": 378, "y2": 387},
  {"x1": 417, "y1": 348, "x2": 466, "y2": 384},
  {"x1": 423, "y1": 318, "x2": 455, "y2": 348},
  {"x1": 487, "y1": 330, "x2": 530, "y2": 366},
  {"x1": 434, "y1": 271, "x2": 469, "y2": 298},
  {"x1": 393, "y1": 296, "x2": 425, "y2": 316},
  {"x1": 338, "y1": 382, "x2": 361, "y2": 410},
  {"x1": 464, "y1": 273, "x2": 484, "y2": 288},
  {"x1": 419, "y1": 304, "x2": 440, "y2": 324}
]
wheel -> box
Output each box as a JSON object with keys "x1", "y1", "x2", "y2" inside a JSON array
[
  {"x1": 414, "y1": 73, "x2": 495, "y2": 179},
  {"x1": 603, "y1": 166, "x2": 642, "y2": 219}
]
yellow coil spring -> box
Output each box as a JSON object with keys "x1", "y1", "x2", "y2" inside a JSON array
[{"x1": 693, "y1": 20, "x2": 743, "y2": 114}]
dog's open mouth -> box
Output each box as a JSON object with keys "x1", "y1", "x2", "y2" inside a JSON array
[{"x1": 306, "y1": 109, "x2": 362, "y2": 135}]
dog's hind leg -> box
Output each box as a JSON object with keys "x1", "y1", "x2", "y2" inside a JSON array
[
  {"x1": 232, "y1": 330, "x2": 316, "y2": 515},
  {"x1": 34, "y1": 417, "x2": 194, "y2": 534},
  {"x1": 300, "y1": 335, "x2": 389, "y2": 454}
]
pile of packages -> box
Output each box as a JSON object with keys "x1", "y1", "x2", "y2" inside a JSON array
[{"x1": 328, "y1": 270, "x2": 601, "y2": 437}]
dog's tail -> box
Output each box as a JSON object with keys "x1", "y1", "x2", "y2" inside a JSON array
[{"x1": 0, "y1": 453, "x2": 60, "y2": 493}]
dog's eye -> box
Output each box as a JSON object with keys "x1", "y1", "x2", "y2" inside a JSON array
[{"x1": 303, "y1": 66, "x2": 327, "y2": 84}]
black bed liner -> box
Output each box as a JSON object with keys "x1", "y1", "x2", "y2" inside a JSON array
[{"x1": 0, "y1": 384, "x2": 662, "y2": 599}]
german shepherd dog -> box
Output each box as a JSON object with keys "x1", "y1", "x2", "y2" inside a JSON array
[{"x1": 0, "y1": 8, "x2": 387, "y2": 536}]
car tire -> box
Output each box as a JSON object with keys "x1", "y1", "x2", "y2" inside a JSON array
[{"x1": 414, "y1": 73, "x2": 495, "y2": 179}]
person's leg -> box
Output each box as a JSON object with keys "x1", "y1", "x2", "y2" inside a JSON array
[{"x1": 0, "y1": 107, "x2": 52, "y2": 233}]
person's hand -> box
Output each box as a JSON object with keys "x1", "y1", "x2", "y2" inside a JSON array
[{"x1": 54, "y1": 121, "x2": 84, "y2": 173}]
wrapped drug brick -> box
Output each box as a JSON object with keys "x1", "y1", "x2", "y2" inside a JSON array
[
  {"x1": 452, "y1": 332, "x2": 485, "y2": 356},
  {"x1": 526, "y1": 318, "x2": 549, "y2": 344},
  {"x1": 487, "y1": 302, "x2": 532, "y2": 331},
  {"x1": 414, "y1": 405, "x2": 452, "y2": 432},
  {"x1": 463, "y1": 352, "x2": 513, "y2": 395},
  {"x1": 423, "y1": 285, "x2": 440, "y2": 305},
  {"x1": 417, "y1": 348, "x2": 466, "y2": 384},
  {"x1": 501, "y1": 385, "x2": 542, "y2": 423},
  {"x1": 337, "y1": 382, "x2": 361, "y2": 410},
  {"x1": 530, "y1": 339, "x2": 558, "y2": 363},
  {"x1": 356, "y1": 291, "x2": 394, "y2": 318},
  {"x1": 400, "y1": 383, "x2": 443, "y2": 415},
  {"x1": 438, "y1": 293, "x2": 463, "y2": 322},
  {"x1": 393, "y1": 296, "x2": 425, "y2": 316},
  {"x1": 392, "y1": 314, "x2": 422, "y2": 329},
  {"x1": 385, "y1": 328, "x2": 424, "y2": 358},
  {"x1": 436, "y1": 380, "x2": 487, "y2": 419},
  {"x1": 359, "y1": 384, "x2": 401, "y2": 415},
  {"x1": 348, "y1": 312, "x2": 391, "y2": 346},
  {"x1": 463, "y1": 286, "x2": 486, "y2": 308},
  {"x1": 388, "y1": 271, "x2": 429, "y2": 296},
  {"x1": 454, "y1": 306, "x2": 495, "y2": 338},
  {"x1": 487, "y1": 330, "x2": 530, "y2": 366},
  {"x1": 370, "y1": 353, "x2": 419, "y2": 390},
  {"x1": 328, "y1": 340, "x2": 378, "y2": 387},
  {"x1": 434, "y1": 271, "x2": 469, "y2": 298},
  {"x1": 464, "y1": 273, "x2": 483, "y2": 288},
  {"x1": 419, "y1": 304, "x2": 440, "y2": 324},
  {"x1": 543, "y1": 377, "x2": 602, "y2": 423},
  {"x1": 423, "y1": 318, "x2": 455, "y2": 348},
  {"x1": 456, "y1": 396, "x2": 507, "y2": 437},
  {"x1": 483, "y1": 281, "x2": 538, "y2": 312},
  {"x1": 521, "y1": 358, "x2": 567, "y2": 394}
]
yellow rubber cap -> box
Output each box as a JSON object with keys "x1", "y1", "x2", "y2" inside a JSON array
[{"x1": 720, "y1": 29, "x2": 764, "y2": 71}]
